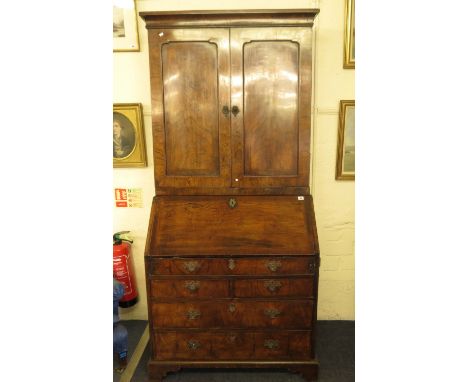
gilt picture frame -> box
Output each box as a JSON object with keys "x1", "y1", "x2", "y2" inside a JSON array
[
  {"x1": 113, "y1": 103, "x2": 147, "y2": 168},
  {"x1": 113, "y1": 0, "x2": 140, "y2": 52},
  {"x1": 336, "y1": 100, "x2": 355, "y2": 180},
  {"x1": 344, "y1": 0, "x2": 355, "y2": 68}
]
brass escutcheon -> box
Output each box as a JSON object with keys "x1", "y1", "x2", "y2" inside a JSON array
[
  {"x1": 264, "y1": 339, "x2": 280, "y2": 349},
  {"x1": 185, "y1": 280, "x2": 200, "y2": 292},
  {"x1": 266, "y1": 260, "x2": 282, "y2": 272},
  {"x1": 186, "y1": 310, "x2": 201, "y2": 320},
  {"x1": 228, "y1": 259, "x2": 236, "y2": 270},
  {"x1": 264, "y1": 280, "x2": 282, "y2": 293},
  {"x1": 187, "y1": 340, "x2": 201, "y2": 350},
  {"x1": 228, "y1": 303, "x2": 236, "y2": 313},
  {"x1": 264, "y1": 308, "x2": 281, "y2": 319},
  {"x1": 183, "y1": 260, "x2": 201, "y2": 273},
  {"x1": 228, "y1": 198, "x2": 237, "y2": 208}
]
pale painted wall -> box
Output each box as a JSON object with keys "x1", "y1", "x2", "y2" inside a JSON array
[{"x1": 113, "y1": 0, "x2": 355, "y2": 320}]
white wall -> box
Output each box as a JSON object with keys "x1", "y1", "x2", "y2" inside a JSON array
[{"x1": 113, "y1": 0, "x2": 355, "y2": 320}]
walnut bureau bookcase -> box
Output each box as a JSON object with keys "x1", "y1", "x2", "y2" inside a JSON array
[{"x1": 140, "y1": 9, "x2": 321, "y2": 382}]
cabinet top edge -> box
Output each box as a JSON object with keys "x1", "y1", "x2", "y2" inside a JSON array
[{"x1": 140, "y1": 9, "x2": 320, "y2": 28}]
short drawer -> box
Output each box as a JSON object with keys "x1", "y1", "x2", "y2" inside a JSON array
[
  {"x1": 150, "y1": 279, "x2": 229, "y2": 298},
  {"x1": 154, "y1": 330, "x2": 312, "y2": 360},
  {"x1": 150, "y1": 256, "x2": 316, "y2": 276},
  {"x1": 151, "y1": 300, "x2": 313, "y2": 329},
  {"x1": 234, "y1": 277, "x2": 314, "y2": 298},
  {"x1": 154, "y1": 331, "x2": 254, "y2": 360}
]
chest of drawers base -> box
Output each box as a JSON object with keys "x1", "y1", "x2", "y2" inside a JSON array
[{"x1": 144, "y1": 195, "x2": 320, "y2": 381}]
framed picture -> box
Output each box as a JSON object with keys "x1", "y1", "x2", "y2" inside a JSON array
[
  {"x1": 344, "y1": 0, "x2": 355, "y2": 68},
  {"x1": 113, "y1": 103, "x2": 147, "y2": 168},
  {"x1": 113, "y1": 0, "x2": 140, "y2": 52},
  {"x1": 336, "y1": 100, "x2": 355, "y2": 180}
]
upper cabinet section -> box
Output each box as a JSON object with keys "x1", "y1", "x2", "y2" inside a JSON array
[{"x1": 141, "y1": 10, "x2": 319, "y2": 195}]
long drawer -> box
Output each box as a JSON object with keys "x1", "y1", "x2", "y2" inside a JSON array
[
  {"x1": 150, "y1": 278, "x2": 313, "y2": 298},
  {"x1": 151, "y1": 300, "x2": 313, "y2": 328},
  {"x1": 150, "y1": 256, "x2": 317, "y2": 276},
  {"x1": 154, "y1": 330, "x2": 312, "y2": 360}
]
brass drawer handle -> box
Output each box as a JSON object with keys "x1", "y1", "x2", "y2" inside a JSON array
[
  {"x1": 222, "y1": 105, "x2": 230, "y2": 116},
  {"x1": 264, "y1": 308, "x2": 281, "y2": 319},
  {"x1": 184, "y1": 280, "x2": 200, "y2": 292},
  {"x1": 266, "y1": 260, "x2": 282, "y2": 272},
  {"x1": 264, "y1": 280, "x2": 282, "y2": 293},
  {"x1": 264, "y1": 339, "x2": 280, "y2": 350},
  {"x1": 228, "y1": 259, "x2": 236, "y2": 271},
  {"x1": 228, "y1": 303, "x2": 236, "y2": 313},
  {"x1": 183, "y1": 260, "x2": 201, "y2": 273},
  {"x1": 228, "y1": 198, "x2": 237, "y2": 208},
  {"x1": 186, "y1": 309, "x2": 201, "y2": 320},
  {"x1": 187, "y1": 340, "x2": 201, "y2": 350}
]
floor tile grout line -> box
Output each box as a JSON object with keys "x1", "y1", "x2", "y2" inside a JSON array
[{"x1": 120, "y1": 324, "x2": 150, "y2": 382}]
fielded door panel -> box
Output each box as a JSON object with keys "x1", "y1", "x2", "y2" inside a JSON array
[
  {"x1": 230, "y1": 28, "x2": 313, "y2": 189},
  {"x1": 148, "y1": 28, "x2": 231, "y2": 189}
]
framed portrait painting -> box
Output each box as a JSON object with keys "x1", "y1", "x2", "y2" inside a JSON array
[
  {"x1": 113, "y1": 0, "x2": 140, "y2": 52},
  {"x1": 344, "y1": 0, "x2": 355, "y2": 68},
  {"x1": 336, "y1": 100, "x2": 355, "y2": 180},
  {"x1": 113, "y1": 103, "x2": 147, "y2": 168}
]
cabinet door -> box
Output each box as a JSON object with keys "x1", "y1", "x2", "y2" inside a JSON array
[
  {"x1": 230, "y1": 28, "x2": 313, "y2": 189},
  {"x1": 148, "y1": 29, "x2": 231, "y2": 189}
]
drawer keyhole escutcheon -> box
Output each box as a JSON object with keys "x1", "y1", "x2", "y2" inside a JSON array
[
  {"x1": 186, "y1": 310, "x2": 201, "y2": 320},
  {"x1": 264, "y1": 308, "x2": 281, "y2": 319},
  {"x1": 266, "y1": 260, "x2": 282, "y2": 272},
  {"x1": 187, "y1": 340, "x2": 201, "y2": 350},
  {"x1": 228, "y1": 259, "x2": 236, "y2": 270},
  {"x1": 264, "y1": 280, "x2": 282, "y2": 292},
  {"x1": 183, "y1": 261, "x2": 201, "y2": 273},
  {"x1": 228, "y1": 303, "x2": 236, "y2": 313},
  {"x1": 185, "y1": 280, "x2": 200, "y2": 292},
  {"x1": 264, "y1": 339, "x2": 280, "y2": 350},
  {"x1": 228, "y1": 198, "x2": 237, "y2": 208}
]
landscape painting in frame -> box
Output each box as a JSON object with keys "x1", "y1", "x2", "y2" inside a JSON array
[
  {"x1": 336, "y1": 100, "x2": 355, "y2": 180},
  {"x1": 113, "y1": 0, "x2": 140, "y2": 52}
]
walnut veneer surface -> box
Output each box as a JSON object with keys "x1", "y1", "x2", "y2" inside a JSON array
[{"x1": 141, "y1": 9, "x2": 320, "y2": 382}]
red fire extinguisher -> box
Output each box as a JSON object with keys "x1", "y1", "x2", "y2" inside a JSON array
[{"x1": 113, "y1": 231, "x2": 138, "y2": 308}]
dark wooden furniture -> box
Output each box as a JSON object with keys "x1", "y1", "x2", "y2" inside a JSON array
[{"x1": 141, "y1": 9, "x2": 320, "y2": 382}]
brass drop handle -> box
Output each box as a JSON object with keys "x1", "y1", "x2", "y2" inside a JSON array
[
  {"x1": 183, "y1": 261, "x2": 201, "y2": 273},
  {"x1": 264, "y1": 308, "x2": 281, "y2": 319},
  {"x1": 231, "y1": 105, "x2": 240, "y2": 116},
  {"x1": 264, "y1": 339, "x2": 280, "y2": 350},
  {"x1": 266, "y1": 260, "x2": 282, "y2": 272},
  {"x1": 187, "y1": 340, "x2": 201, "y2": 350},
  {"x1": 228, "y1": 259, "x2": 236, "y2": 271},
  {"x1": 264, "y1": 280, "x2": 282, "y2": 293},
  {"x1": 228, "y1": 198, "x2": 237, "y2": 208},
  {"x1": 228, "y1": 303, "x2": 236, "y2": 313},
  {"x1": 185, "y1": 280, "x2": 200, "y2": 292},
  {"x1": 222, "y1": 105, "x2": 230, "y2": 116},
  {"x1": 186, "y1": 309, "x2": 201, "y2": 320}
]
